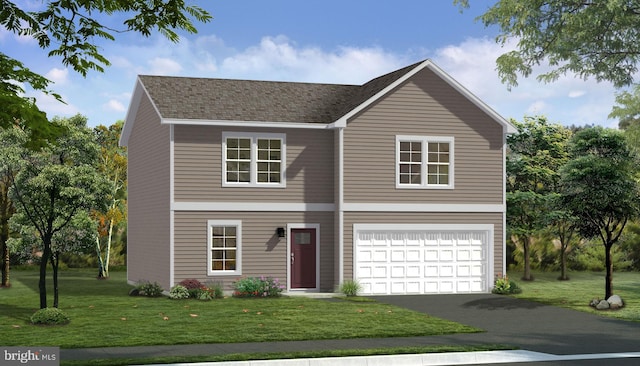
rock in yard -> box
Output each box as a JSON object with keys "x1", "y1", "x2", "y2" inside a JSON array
[
  {"x1": 607, "y1": 295, "x2": 624, "y2": 309},
  {"x1": 596, "y1": 300, "x2": 610, "y2": 310},
  {"x1": 589, "y1": 298, "x2": 601, "y2": 308}
]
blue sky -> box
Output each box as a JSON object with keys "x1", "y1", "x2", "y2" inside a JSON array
[{"x1": 3, "y1": 0, "x2": 621, "y2": 128}]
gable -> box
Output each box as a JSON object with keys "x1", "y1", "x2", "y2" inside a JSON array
[{"x1": 120, "y1": 59, "x2": 515, "y2": 147}]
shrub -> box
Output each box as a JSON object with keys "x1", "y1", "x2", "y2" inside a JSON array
[
  {"x1": 492, "y1": 275, "x2": 522, "y2": 295},
  {"x1": 179, "y1": 278, "x2": 203, "y2": 289},
  {"x1": 30, "y1": 308, "x2": 70, "y2": 325},
  {"x1": 136, "y1": 281, "x2": 164, "y2": 297},
  {"x1": 233, "y1": 276, "x2": 284, "y2": 298},
  {"x1": 339, "y1": 280, "x2": 361, "y2": 297},
  {"x1": 169, "y1": 285, "x2": 190, "y2": 299},
  {"x1": 204, "y1": 282, "x2": 224, "y2": 299}
]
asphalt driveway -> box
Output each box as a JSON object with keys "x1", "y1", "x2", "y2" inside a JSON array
[{"x1": 369, "y1": 294, "x2": 640, "y2": 355}]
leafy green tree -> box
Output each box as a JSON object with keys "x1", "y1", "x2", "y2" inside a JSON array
[
  {"x1": 560, "y1": 127, "x2": 640, "y2": 299},
  {"x1": 545, "y1": 194, "x2": 579, "y2": 281},
  {"x1": 455, "y1": 0, "x2": 640, "y2": 88},
  {"x1": 93, "y1": 121, "x2": 127, "y2": 278},
  {"x1": 506, "y1": 116, "x2": 572, "y2": 280},
  {"x1": 609, "y1": 85, "x2": 640, "y2": 129},
  {"x1": 0, "y1": 124, "x2": 29, "y2": 287},
  {"x1": 1, "y1": 1, "x2": 211, "y2": 95},
  {"x1": 9, "y1": 115, "x2": 107, "y2": 308}
]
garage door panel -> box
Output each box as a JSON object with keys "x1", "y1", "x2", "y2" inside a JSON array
[{"x1": 355, "y1": 226, "x2": 490, "y2": 295}]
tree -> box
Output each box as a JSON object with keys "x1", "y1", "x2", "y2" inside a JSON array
[
  {"x1": 609, "y1": 84, "x2": 640, "y2": 129},
  {"x1": 93, "y1": 121, "x2": 127, "y2": 278},
  {"x1": 506, "y1": 116, "x2": 572, "y2": 280},
  {"x1": 1, "y1": 1, "x2": 211, "y2": 95},
  {"x1": 9, "y1": 115, "x2": 107, "y2": 308},
  {"x1": 0, "y1": 123, "x2": 29, "y2": 287},
  {"x1": 545, "y1": 194, "x2": 579, "y2": 281},
  {"x1": 560, "y1": 127, "x2": 640, "y2": 299},
  {"x1": 455, "y1": 0, "x2": 640, "y2": 88}
]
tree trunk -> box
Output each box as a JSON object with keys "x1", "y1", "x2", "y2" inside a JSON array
[
  {"x1": 39, "y1": 237, "x2": 52, "y2": 309},
  {"x1": 96, "y1": 235, "x2": 106, "y2": 278},
  {"x1": 522, "y1": 236, "x2": 533, "y2": 281},
  {"x1": 1, "y1": 180, "x2": 12, "y2": 288},
  {"x1": 560, "y1": 244, "x2": 568, "y2": 280},
  {"x1": 50, "y1": 252, "x2": 59, "y2": 308},
  {"x1": 105, "y1": 218, "x2": 113, "y2": 278},
  {"x1": 604, "y1": 242, "x2": 614, "y2": 299}
]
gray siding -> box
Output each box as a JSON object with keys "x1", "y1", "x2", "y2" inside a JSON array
[
  {"x1": 343, "y1": 212, "x2": 504, "y2": 280},
  {"x1": 343, "y1": 67, "x2": 505, "y2": 204},
  {"x1": 174, "y1": 211, "x2": 335, "y2": 291},
  {"x1": 173, "y1": 125, "x2": 335, "y2": 203},
  {"x1": 127, "y1": 93, "x2": 171, "y2": 289}
]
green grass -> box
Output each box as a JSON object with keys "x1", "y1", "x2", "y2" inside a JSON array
[
  {"x1": 0, "y1": 269, "x2": 480, "y2": 349},
  {"x1": 507, "y1": 270, "x2": 640, "y2": 322}
]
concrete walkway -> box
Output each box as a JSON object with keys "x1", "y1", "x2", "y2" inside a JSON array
[{"x1": 60, "y1": 294, "x2": 640, "y2": 364}]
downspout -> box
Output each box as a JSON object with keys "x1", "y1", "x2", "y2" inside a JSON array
[
  {"x1": 169, "y1": 124, "x2": 175, "y2": 288},
  {"x1": 338, "y1": 126, "x2": 345, "y2": 285}
]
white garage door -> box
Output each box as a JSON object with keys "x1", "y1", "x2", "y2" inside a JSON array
[{"x1": 354, "y1": 224, "x2": 492, "y2": 295}]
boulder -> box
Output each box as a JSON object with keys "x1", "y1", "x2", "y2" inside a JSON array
[
  {"x1": 596, "y1": 299, "x2": 610, "y2": 310},
  {"x1": 589, "y1": 298, "x2": 601, "y2": 308},
  {"x1": 607, "y1": 295, "x2": 623, "y2": 309}
]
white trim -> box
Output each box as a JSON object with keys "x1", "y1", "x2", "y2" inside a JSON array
[
  {"x1": 396, "y1": 135, "x2": 455, "y2": 189},
  {"x1": 352, "y1": 223, "x2": 494, "y2": 294},
  {"x1": 287, "y1": 223, "x2": 321, "y2": 292},
  {"x1": 222, "y1": 131, "x2": 286, "y2": 188},
  {"x1": 354, "y1": 223, "x2": 494, "y2": 231},
  {"x1": 120, "y1": 78, "x2": 147, "y2": 146},
  {"x1": 172, "y1": 202, "x2": 335, "y2": 212},
  {"x1": 343, "y1": 203, "x2": 505, "y2": 213},
  {"x1": 337, "y1": 127, "x2": 345, "y2": 285},
  {"x1": 169, "y1": 125, "x2": 175, "y2": 287},
  {"x1": 206, "y1": 220, "x2": 242, "y2": 277},
  {"x1": 502, "y1": 135, "x2": 508, "y2": 278},
  {"x1": 165, "y1": 118, "x2": 332, "y2": 130}
]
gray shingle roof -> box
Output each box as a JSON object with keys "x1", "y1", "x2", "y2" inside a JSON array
[{"x1": 138, "y1": 60, "x2": 424, "y2": 124}]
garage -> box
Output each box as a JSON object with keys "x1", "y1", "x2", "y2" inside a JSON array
[{"x1": 353, "y1": 224, "x2": 493, "y2": 295}]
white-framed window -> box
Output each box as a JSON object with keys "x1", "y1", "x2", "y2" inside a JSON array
[
  {"x1": 222, "y1": 132, "x2": 286, "y2": 187},
  {"x1": 207, "y1": 220, "x2": 242, "y2": 276},
  {"x1": 396, "y1": 135, "x2": 454, "y2": 189}
]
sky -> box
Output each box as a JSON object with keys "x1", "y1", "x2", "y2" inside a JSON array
[{"x1": 3, "y1": 0, "x2": 624, "y2": 128}]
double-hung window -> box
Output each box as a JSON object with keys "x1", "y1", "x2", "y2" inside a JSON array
[
  {"x1": 223, "y1": 132, "x2": 286, "y2": 187},
  {"x1": 207, "y1": 220, "x2": 242, "y2": 276},
  {"x1": 396, "y1": 135, "x2": 454, "y2": 189}
]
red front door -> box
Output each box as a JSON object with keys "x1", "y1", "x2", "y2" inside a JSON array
[{"x1": 291, "y1": 228, "x2": 317, "y2": 288}]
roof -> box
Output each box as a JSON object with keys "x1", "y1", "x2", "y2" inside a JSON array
[{"x1": 120, "y1": 59, "x2": 515, "y2": 145}]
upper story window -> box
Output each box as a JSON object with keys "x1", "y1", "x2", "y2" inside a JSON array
[
  {"x1": 222, "y1": 132, "x2": 286, "y2": 187},
  {"x1": 396, "y1": 135, "x2": 454, "y2": 189}
]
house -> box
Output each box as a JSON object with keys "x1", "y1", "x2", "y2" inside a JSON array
[{"x1": 120, "y1": 59, "x2": 516, "y2": 295}]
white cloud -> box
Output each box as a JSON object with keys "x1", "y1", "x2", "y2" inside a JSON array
[
  {"x1": 217, "y1": 35, "x2": 410, "y2": 84},
  {"x1": 31, "y1": 91, "x2": 79, "y2": 117},
  {"x1": 103, "y1": 99, "x2": 126, "y2": 112},
  {"x1": 147, "y1": 57, "x2": 183, "y2": 75},
  {"x1": 430, "y1": 37, "x2": 618, "y2": 126},
  {"x1": 45, "y1": 68, "x2": 69, "y2": 85},
  {"x1": 568, "y1": 90, "x2": 586, "y2": 98}
]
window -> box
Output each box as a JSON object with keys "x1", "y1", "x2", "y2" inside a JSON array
[
  {"x1": 223, "y1": 132, "x2": 285, "y2": 187},
  {"x1": 207, "y1": 220, "x2": 242, "y2": 276},
  {"x1": 396, "y1": 136, "x2": 454, "y2": 189}
]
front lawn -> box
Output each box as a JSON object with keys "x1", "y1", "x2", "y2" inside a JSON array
[
  {"x1": 0, "y1": 269, "x2": 480, "y2": 348},
  {"x1": 507, "y1": 270, "x2": 640, "y2": 322}
]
